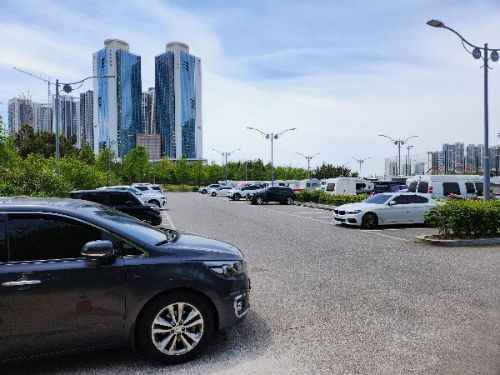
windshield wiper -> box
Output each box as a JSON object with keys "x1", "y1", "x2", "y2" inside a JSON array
[{"x1": 155, "y1": 229, "x2": 178, "y2": 246}]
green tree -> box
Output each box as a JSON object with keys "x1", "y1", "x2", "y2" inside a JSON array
[
  {"x1": 14, "y1": 123, "x2": 37, "y2": 158},
  {"x1": 59, "y1": 156, "x2": 107, "y2": 190},
  {"x1": 190, "y1": 160, "x2": 206, "y2": 187},
  {"x1": 79, "y1": 142, "x2": 95, "y2": 164},
  {"x1": 156, "y1": 156, "x2": 175, "y2": 184},
  {"x1": 175, "y1": 154, "x2": 190, "y2": 185},
  {"x1": 123, "y1": 145, "x2": 150, "y2": 182}
]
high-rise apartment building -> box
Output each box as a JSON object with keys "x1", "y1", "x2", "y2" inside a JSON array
[
  {"x1": 80, "y1": 91, "x2": 94, "y2": 148},
  {"x1": 32, "y1": 103, "x2": 51, "y2": 133},
  {"x1": 93, "y1": 39, "x2": 142, "y2": 158},
  {"x1": 52, "y1": 94, "x2": 80, "y2": 143},
  {"x1": 8, "y1": 96, "x2": 34, "y2": 133},
  {"x1": 155, "y1": 42, "x2": 203, "y2": 160}
]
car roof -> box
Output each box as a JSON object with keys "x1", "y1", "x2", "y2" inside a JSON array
[{"x1": 0, "y1": 196, "x2": 101, "y2": 210}]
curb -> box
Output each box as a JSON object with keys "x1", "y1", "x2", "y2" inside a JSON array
[
  {"x1": 415, "y1": 235, "x2": 500, "y2": 247},
  {"x1": 294, "y1": 202, "x2": 335, "y2": 211}
]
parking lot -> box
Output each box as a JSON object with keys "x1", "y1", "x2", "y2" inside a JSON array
[{"x1": 6, "y1": 192, "x2": 500, "y2": 374}]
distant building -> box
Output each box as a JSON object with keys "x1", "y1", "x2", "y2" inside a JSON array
[
  {"x1": 135, "y1": 133, "x2": 161, "y2": 161},
  {"x1": 93, "y1": 39, "x2": 142, "y2": 158},
  {"x1": 80, "y1": 90, "x2": 94, "y2": 148},
  {"x1": 8, "y1": 96, "x2": 34, "y2": 133},
  {"x1": 52, "y1": 94, "x2": 80, "y2": 143},
  {"x1": 155, "y1": 42, "x2": 203, "y2": 160}
]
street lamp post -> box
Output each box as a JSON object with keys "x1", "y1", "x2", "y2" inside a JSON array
[
  {"x1": 247, "y1": 127, "x2": 297, "y2": 186},
  {"x1": 296, "y1": 152, "x2": 319, "y2": 179},
  {"x1": 212, "y1": 148, "x2": 240, "y2": 186},
  {"x1": 427, "y1": 19, "x2": 499, "y2": 202},
  {"x1": 406, "y1": 145, "x2": 413, "y2": 175},
  {"x1": 55, "y1": 75, "x2": 114, "y2": 172},
  {"x1": 352, "y1": 157, "x2": 370, "y2": 177},
  {"x1": 107, "y1": 138, "x2": 117, "y2": 186},
  {"x1": 379, "y1": 135, "x2": 418, "y2": 176}
]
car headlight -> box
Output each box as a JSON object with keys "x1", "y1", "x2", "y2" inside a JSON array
[
  {"x1": 203, "y1": 261, "x2": 247, "y2": 277},
  {"x1": 346, "y1": 210, "x2": 362, "y2": 214}
]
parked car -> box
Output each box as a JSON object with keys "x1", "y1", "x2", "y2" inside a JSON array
[
  {"x1": 129, "y1": 184, "x2": 167, "y2": 208},
  {"x1": 333, "y1": 192, "x2": 442, "y2": 229},
  {"x1": 248, "y1": 186, "x2": 295, "y2": 205},
  {"x1": 98, "y1": 185, "x2": 153, "y2": 205},
  {"x1": 209, "y1": 186, "x2": 233, "y2": 197},
  {"x1": 227, "y1": 184, "x2": 263, "y2": 200},
  {"x1": 199, "y1": 184, "x2": 221, "y2": 194},
  {"x1": 0, "y1": 197, "x2": 250, "y2": 365},
  {"x1": 68, "y1": 189, "x2": 162, "y2": 226},
  {"x1": 132, "y1": 183, "x2": 163, "y2": 194}
]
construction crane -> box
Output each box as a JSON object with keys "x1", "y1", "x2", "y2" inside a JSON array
[{"x1": 13, "y1": 67, "x2": 52, "y2": 107}]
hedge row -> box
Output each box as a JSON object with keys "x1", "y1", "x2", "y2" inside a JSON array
[
  {"x1": 424, "y1": 199, "x2": 500, "y2": 239},
  {"x1": 295, "y1": 190, "x2": 369, "y2": 206}
]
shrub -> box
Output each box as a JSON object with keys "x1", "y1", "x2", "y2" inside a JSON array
[
  {"x1": 295, "y1": 190, "x2": 368, "y2": 206},
  {"x1": 424, "y1": 199, "x2": 500, "y2": 239}
]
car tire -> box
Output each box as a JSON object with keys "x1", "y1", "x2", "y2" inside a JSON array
[
  {"x1": 256, "y1": 197, "x2": 264, "y2": 205},
  {"x1": 201, "y1": 190, "x2": 207, "y2": 194},
  {"x1": 149, "y1": 200, "x2": 161, "y2": 208},
  {"x1": 234, "y1": 193, "x2": 241, "y2": 201},
  {"x1": 138, "y1": 292, "x2": 214, "y2": 365},
  {"x1": 361, "y1": 213, "x2": 378, "y2": 229},
  {"x1": 285, "y1": 197, "x2": 294, "y2": 205},
  {"x1": 211, "y1": 192, "x2": 217, "y2": 196}
]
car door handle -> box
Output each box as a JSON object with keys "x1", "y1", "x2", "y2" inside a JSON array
[{"x1": 2, "y1": 280, "x2": 41, "y2": 286}]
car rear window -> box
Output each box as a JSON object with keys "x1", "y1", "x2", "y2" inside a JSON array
[{"x1": 443, "y1": 182, "x2": 460, "y2": 196}]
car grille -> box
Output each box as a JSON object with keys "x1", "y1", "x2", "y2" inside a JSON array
[{"x1": 334, "y1": 209, "x2": 345, "y2": 215}]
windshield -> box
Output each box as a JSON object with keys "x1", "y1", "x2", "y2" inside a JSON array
[
  {"x1": 364, "y1": 194, "x2": 393, "y2": 204},
  {"x1": 80, "y1": 204, "x2": 167, "y2": 244}
]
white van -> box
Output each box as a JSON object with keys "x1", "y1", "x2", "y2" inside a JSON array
[
  {"x1": 324, "y1": 177, "x2": 368, "y2": 195},
  {"x1": 406, "y1": 175, "x2": 483, "y2": 199}
]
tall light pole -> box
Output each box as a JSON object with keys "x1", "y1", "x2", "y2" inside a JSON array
[
  {"x1": 106, "y1": 138, "x2": 117, "y2": 186},
  {"x1": 427, "y1": 19, "x2": 499, "y2": 201},
  {"x1": 406, "y1": 145, "x2": 413, "y2": 175},
  {"x1": 213, "y1": 148, "x2": 240, "y2": 186},
  {"x1": 379, "y1": 135, "x2": 417, "y2": 176},
  {"x1": 296, "y1": 152, "x2": 319, "y2": 179},
  {"x1": 55, "y1": 76, "x2": 114, "y2": 172},
  {"x1": 353, "y1": 157, "x2": 370, "y2": 177},
  {"x1": 247, "y1": 127, "x2": 297, "y2": 186}
]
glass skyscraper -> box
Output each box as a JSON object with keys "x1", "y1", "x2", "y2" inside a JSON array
[
  {"x1": 92, "y1": 39, "x2": 142, "y2": 159},
  {"x1": 155, "y1": 42, "x2": 203, "y2": 160}
]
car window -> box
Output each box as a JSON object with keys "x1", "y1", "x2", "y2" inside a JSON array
[
  {"x1": 134, "y1": 186, "x2": 148, "y2": 192},
  {"x1": 417, "y1": 181, "x2": 428, "y2": 193},
  {"x1": 7, "y1": 214, "x2": 105, "y2": 262},
  {"x1": 465, "y1": 182, "x2": 475, "y2": 194},
  {"x1": 110, "y1": 192, "x2": 134, "y2": 205},
  {"x1": 442, "y1": 182, "x2": 460, "y2": 196},
  {"x1": 408, "y1": 181, "x2": 418, "y2": 192},
  {"x1": 87, "y1": 192, "x2": 106, "y2": 204},
  {"x1": 407, "y1": 195, "x2": 428, "y2": 204},
  {"x1": 475, "y1": 182, "x2": 483, "y2": 193},
  {"x1": 392, "y1": 195, "x2": 408, "y2": 204},
  {"x1": 0, "y1": 216, "x2": 6, "y2": 263},
  {"x1": 326, "y1": 183, "x2": 335, "y2": 192},
  {"x1": 364, "y1": 194, "x2": 392, "y2": 204}
]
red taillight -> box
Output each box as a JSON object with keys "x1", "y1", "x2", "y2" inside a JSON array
[{"x1": 428, "y1": 186, "x2": 433, "y2": 194}]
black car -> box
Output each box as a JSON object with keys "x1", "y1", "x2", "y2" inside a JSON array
[
  {"x1": 0, "y1": 197, "x2": 250, "y2": 364},
  {"x1": 248, "y1": 186, "x2": 295, "y2": 205},
  {"x1": 69, "y1": 189, "x2": 162, "y2": 226}
]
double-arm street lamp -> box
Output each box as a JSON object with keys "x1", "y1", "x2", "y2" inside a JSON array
[
  {"x1": 427, "y1": 19, "x2": 499, "y2": 202},
  {"x1": 55, "y1": 75, "x2": 114, "y2": 171},
  {"x1": 213, "y1": 148, "x2": 240, "y2": 186},
  {"x1": 353, "y1": 157, "x2": 370, "y2": 177},
  {"x1": 247, "y1": 127, "x2": 297, "y2": 186},
  {"x1": 379, "y1": 135, "x2": 418, "y2": 176},
  {"x1": 296, "y1": 152, "x2": 319, "y2": 179}
]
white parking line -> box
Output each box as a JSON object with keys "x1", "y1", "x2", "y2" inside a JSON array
[{"x1": 161, "y1": 210, "x2": 176, "y2": 230}]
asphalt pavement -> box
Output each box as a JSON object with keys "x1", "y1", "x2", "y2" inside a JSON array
[{"x1": 4, "y1": 192, "x2": 500, "y2": 375}]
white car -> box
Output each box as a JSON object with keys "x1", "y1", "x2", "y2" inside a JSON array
[
  {"x1": 129, "y1": 184, "x2": 167, "y2": 208},
  {"x1": 333, "y1": 192, "x2": 442, "y2": 229},
  {"x1": 208, "y1": 186, "x2": 233, "y2": 197},
  {"x1": 227, "y1": 184, "x2": 263, "y2": 200}
]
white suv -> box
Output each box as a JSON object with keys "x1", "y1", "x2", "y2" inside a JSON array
[{"x1": 130, "y1": 184, "x2": 167, "y2": 208}]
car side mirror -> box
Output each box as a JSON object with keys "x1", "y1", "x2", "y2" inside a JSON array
[
  {"x1": 388, "y1": 201, "x2": 397, "y2": 206},
  {"x1": 82, "y1": 240, "x2": 116, "y2": 259},
  {"x1": 126, "y1": 200, "x2": 135, "y2": 206}
]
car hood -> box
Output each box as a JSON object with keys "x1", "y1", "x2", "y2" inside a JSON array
[
  {"x1": 336, "y1": 202, "x2": 382, "y2": 211},
  {"x1": 168, "y1": 232, "x2": 244, "y2": 261}
]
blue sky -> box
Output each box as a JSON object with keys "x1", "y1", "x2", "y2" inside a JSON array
[{"x1": 1, "y1": 0, "x2": 500, "y2": 177}]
